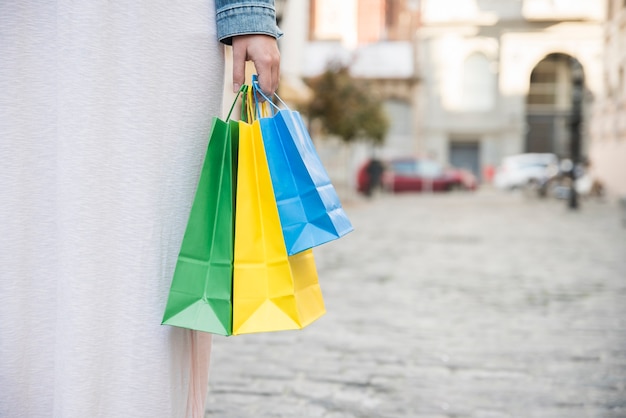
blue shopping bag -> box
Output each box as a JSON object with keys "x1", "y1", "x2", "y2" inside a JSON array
[{"x1": 251, "y1": 76, "x2": 353, "y2": 255}]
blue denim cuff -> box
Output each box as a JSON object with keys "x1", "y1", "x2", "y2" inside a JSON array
[{"x1": 216, "y1": 1, "x2": 284, "y2": 45}]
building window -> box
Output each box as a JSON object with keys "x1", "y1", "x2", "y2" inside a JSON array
[
  {"x1": 383, "y1": 99, "x2": 412, "y2": 136},
  {"x1": 527, "y1": 53, "x2": 573, "y2": 110},
  {"x1": 461, "y1": 53, "x2": 495, "y2": 111},
  {"x1": 607, "y1": 0, "x2": 614, "y2": 19}
]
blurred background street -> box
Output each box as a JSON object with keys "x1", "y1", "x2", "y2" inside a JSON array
[
  {"x1": 208, "y1": 0, "x2": 626, "y2": 416},
  {"x1": 205, "y1": 190, "x2": 626, "y2": 418}
]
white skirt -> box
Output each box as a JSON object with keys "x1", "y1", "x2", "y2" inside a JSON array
[{"x1": 0, "y1": 2, "x2": 224, "y2": 417}]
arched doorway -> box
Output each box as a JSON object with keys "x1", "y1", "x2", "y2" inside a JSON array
[{"x1": 525, "y1": 53, "x2": 585, "y2": 158}]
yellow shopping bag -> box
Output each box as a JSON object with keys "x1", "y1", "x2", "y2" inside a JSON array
[{"x1": 232, "y1": 94, "x2": 326, "y2": 335}]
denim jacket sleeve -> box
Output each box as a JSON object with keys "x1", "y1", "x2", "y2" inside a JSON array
[{"x1": 215, "y1": 0, "x2": 283, "y2": 45}]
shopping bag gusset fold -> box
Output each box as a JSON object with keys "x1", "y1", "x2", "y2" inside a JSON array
[
  {"x1": 251, "y1": 75, "x2": 353, "y2": 256},
  {"x1": 232, "y1": 90, "x2": 326, "y2": 335},
  {"x1": 161, "y1": 86, "x2": 246, "y2": 336}
]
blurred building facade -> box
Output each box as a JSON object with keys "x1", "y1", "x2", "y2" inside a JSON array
[
  {"x1": 417, "y1": 0, "x2": 604, "y2": 181},
  {"x1": 279, "y1": 0, "x2": 420, "y2": 165},
  {"x1": 589, "y1": 0, "x2": 626, "y2": 198}
]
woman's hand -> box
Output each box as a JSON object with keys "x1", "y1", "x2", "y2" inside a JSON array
[{"x1": 232, "y1": 34, "x2": 280, "y2": 96}]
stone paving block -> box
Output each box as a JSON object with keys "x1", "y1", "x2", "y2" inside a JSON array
[{"x1": 205, "y1": 191, "x2": 626, "y2": 417}]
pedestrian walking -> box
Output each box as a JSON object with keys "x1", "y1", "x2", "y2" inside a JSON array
[
  {"x1": 364, "y1": 158, "x2": 385, "y2": 196},
  {"x1": 0, "y1": 1, "x2": 281, "y2": 417}
]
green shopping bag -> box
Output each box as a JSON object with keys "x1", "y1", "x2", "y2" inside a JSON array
[{"x1": 161, "y1": 87, "x2": 246, "y2": 335}]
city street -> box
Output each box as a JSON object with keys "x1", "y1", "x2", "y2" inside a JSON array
[{"x1": 205, "y1": 190, "x2": 626, "y2": 418}]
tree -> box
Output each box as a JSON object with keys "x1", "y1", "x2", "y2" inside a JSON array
[{"x1": 304, "y1": 64, "x2": 389, "y2": 145}]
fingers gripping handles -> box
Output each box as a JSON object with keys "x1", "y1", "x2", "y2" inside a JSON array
[
  {"x1": 225, "y1": 76, "x2": 288, "y2": 123},
  {"x1": 251, "y1": 74, "x2": 290, "y2": 119}
]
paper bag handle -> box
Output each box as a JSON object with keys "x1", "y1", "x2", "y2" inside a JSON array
[{"x1": 225, "y1": 84, "x2": 248, "y2": 121}]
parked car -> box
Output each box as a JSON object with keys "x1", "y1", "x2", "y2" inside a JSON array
[
  {"x1": 356, "y1": 157, "x2": 477, "y2": 195},
  {"x1": 493, "y1": 153, "x2": 558, "y2": 190}
]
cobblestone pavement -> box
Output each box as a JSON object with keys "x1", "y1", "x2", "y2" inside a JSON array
[{"x1": 205, "y1": 190, "x2": 626, "y2": 418}]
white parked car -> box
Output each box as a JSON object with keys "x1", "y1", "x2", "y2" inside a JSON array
[{"x1": 494, "y1": 153, "x2": 558, "y2": 190}]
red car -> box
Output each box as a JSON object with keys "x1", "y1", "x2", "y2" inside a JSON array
[{"x1": 357, "y1": 158, "x2": 477, "y2": 195}]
